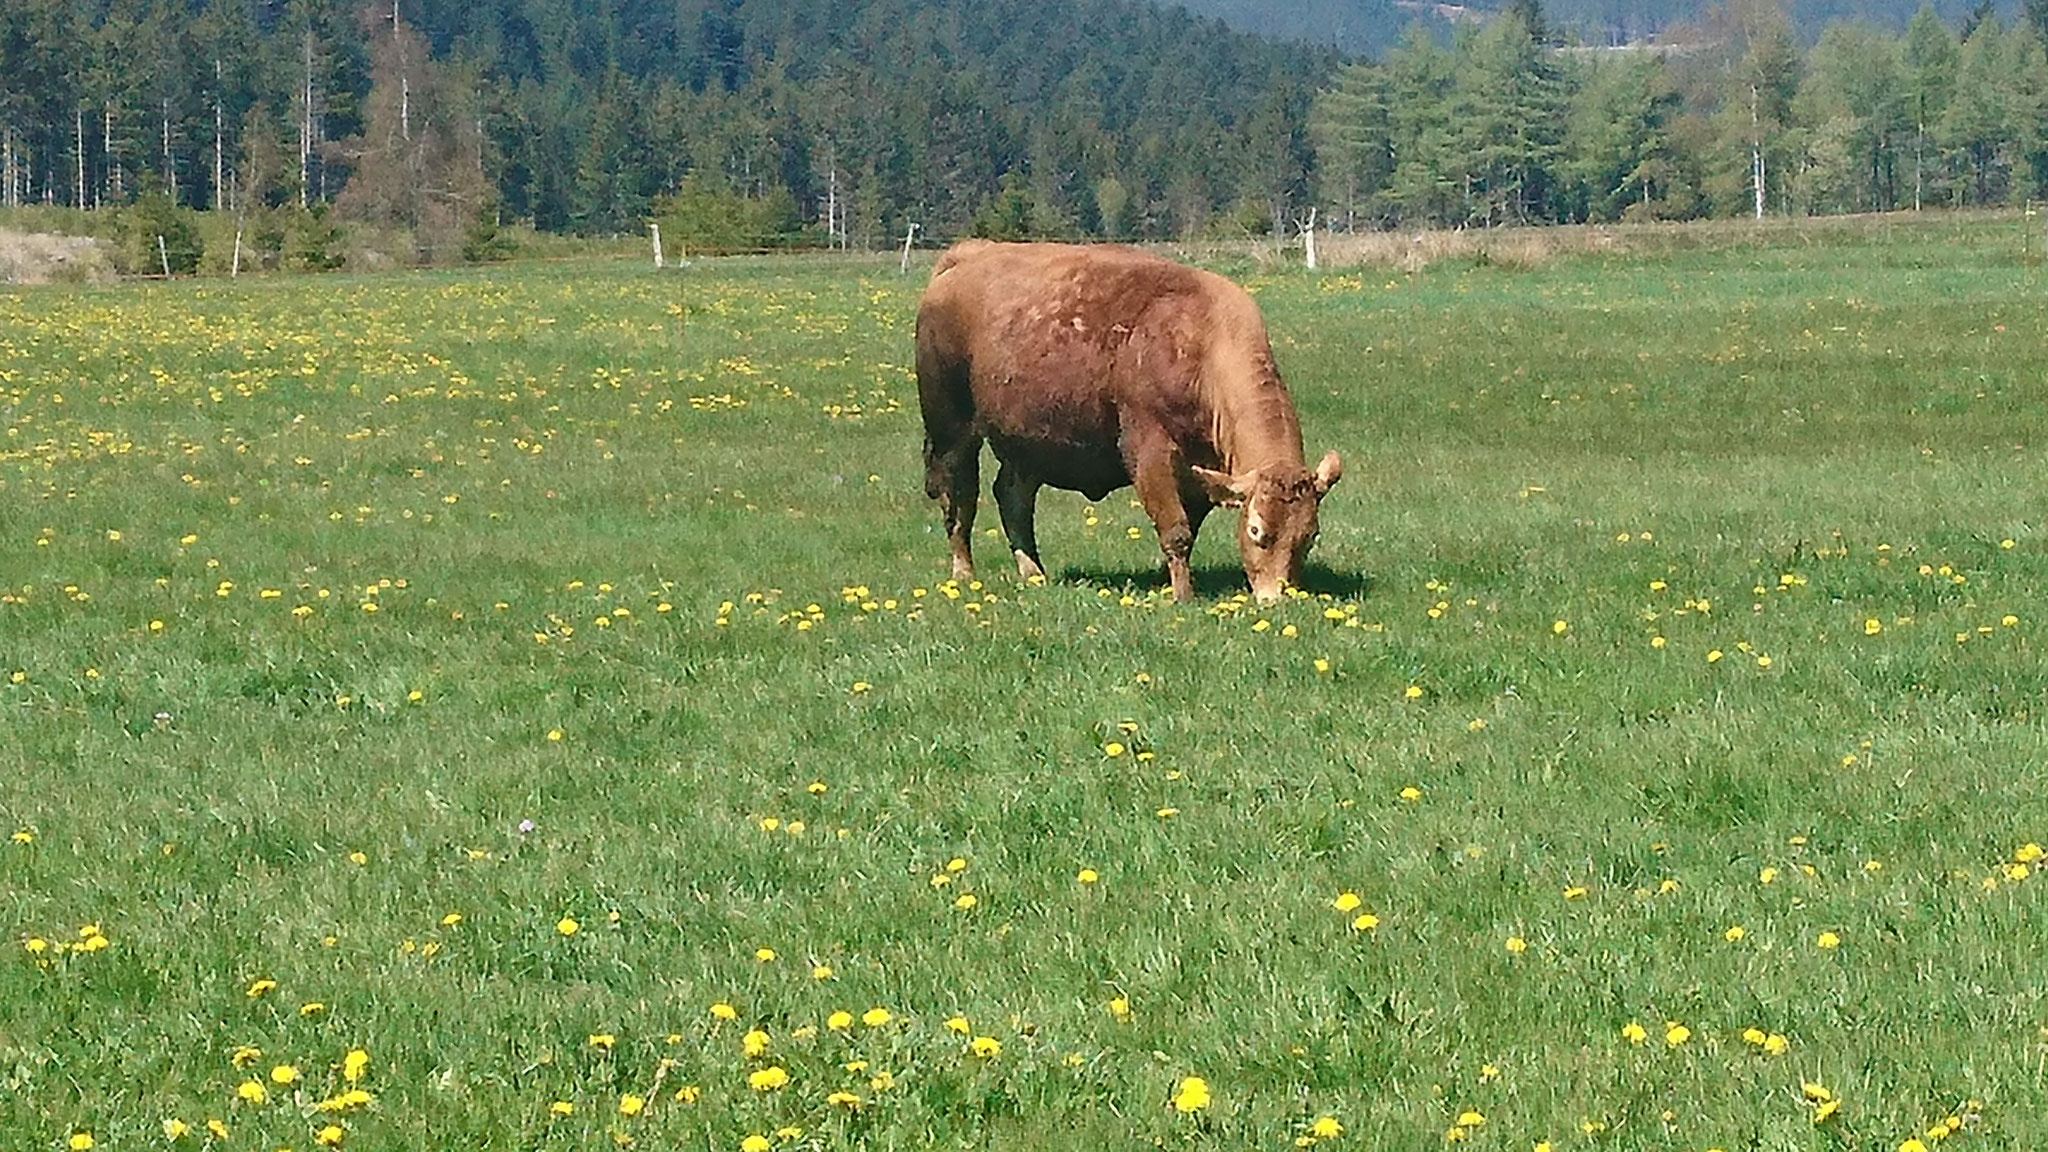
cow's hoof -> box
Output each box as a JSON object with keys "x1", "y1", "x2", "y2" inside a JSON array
[{"x1": 1014, "y1": 551, "x2": 1045, "y2": 582}]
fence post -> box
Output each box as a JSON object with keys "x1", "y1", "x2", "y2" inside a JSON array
[
  {"x1": 899, "y1": 222, "x2": 920, "y2": 274},
  {"x1": 650, "y1": 222, "x2": 664, "y2": 269},
  {"x1": 157, "y1": 234, "x2": 171, "y2": 278}
]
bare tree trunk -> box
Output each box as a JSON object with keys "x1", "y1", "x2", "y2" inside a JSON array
[
  {"x1": 76, "y1": 107, "x2": 87, "y2": 208},
  {"x1": 1750, "y1": 84, "x2": 1765, "y2": 221},
  {"x1": 214, "y1": 60, "x2": 226, "y2": 212},
  {"x1": 300, "y1": 31, "x2": 314, "y2": 208},
  {"x1": 105, "y1": 104, "x2": 119, "y2": 204},
  {"x1": 1914, "y1": 121, "x2": 1924, "y2": 212},
  {"x1": 162, "y1": 99, "x2": 177, "y2": 202},
  {"x1": 827, "y1": 161, "x2": 839, "y2": 250}
]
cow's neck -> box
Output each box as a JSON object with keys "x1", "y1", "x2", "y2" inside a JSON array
[{"x1": 1208, "y1": 366, "x2": 1304, "y2": 477}]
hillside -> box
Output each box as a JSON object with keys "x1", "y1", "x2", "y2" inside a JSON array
[
  {"x1": 1170, "y1": 0, "x2": 2026, "y2": 51},
  {"x1": 0, "y1": 0, "x2": 1334, "y2": 244}
]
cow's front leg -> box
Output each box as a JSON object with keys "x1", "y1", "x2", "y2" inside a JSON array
[
  {"x1": 1128, "y1": 448, "x2": 1197, "y2": 602},
  {"x1": 992, "y1": 462, "x2": 1046, "y2": 582}
]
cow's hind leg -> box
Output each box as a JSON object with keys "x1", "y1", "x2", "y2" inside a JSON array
[
  {"x1": 926, "y1": 439, "x2": 981, "y2": 583},
  {"x1": 992, "y1": 462, "x2": 1045, "y2": 582}
]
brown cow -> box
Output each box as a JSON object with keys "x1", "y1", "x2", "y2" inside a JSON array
[{"x1": 915, "y1": 240, "x2": 1341, "y2": 605}]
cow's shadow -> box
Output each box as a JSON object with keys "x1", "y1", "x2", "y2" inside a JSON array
[{"x1": 1057, "y1": 560, "x2": 1372, "y2": 601}]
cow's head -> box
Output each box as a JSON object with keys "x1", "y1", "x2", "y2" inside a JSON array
[{"x1": 1193, "y1": 450, "x2": 1343, "y2": 605}]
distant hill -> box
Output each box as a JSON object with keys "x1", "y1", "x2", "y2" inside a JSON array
[{"x1": 1168, "y1": 0, "x2": 2025, "y2": 53}]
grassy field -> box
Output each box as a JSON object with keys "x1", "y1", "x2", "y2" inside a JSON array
[{"x1": 3, "y1": 216, "x2": 2046, "y2": 1151}]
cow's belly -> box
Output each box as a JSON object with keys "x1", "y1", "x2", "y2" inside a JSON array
[{"x1": 985, "y1": 431, "x2": 1131, "y2": 499}]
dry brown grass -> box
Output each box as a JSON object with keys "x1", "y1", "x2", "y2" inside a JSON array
[
  {"x1": 1178, "y1": 211, "x2": 2027, "y2": 274},
  {"x1": 0, "y1": 227, "x2": 115, "y2": 285}
]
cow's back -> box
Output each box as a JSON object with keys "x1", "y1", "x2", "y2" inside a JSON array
[{"x1": 918, "y1": 241, "x2": 1288, "y2": 497}]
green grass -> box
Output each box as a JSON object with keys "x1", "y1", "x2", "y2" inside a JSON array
[{"x1": 3, "y1": 216, "x2": 2045, "y2": 1151}]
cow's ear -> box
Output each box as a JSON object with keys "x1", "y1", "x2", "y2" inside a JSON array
[
  {"x1": 1312, "y1": 450, "x2": 1343, "y2": 497},
  {"x1": 1191, "y1": 466, "x2": 1249, "y2": 507}
]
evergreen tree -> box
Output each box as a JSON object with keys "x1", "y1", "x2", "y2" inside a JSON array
[
  {"x1": 1902, "y1": 3, "x2": 1959, "y2": 208},
  {"x1": 1563, "y1": 54, "x2": 1688, "y2": 222},
  {"x1": 1378, "y1": 23, "x2": 1458, "y2": 226},
  {"x1": 1309, "y1": 63, "x2": 1392, "y2": 229},
  {"x1": 1943, "y1": 16, "x2": 2012, "y2": 204},
  {"x1": 1450, "y1": 12, "x2": 1570, "y2": 226},
  {"x1": 1794, "y1": 23, "x2": 1906, "y2": 214}
]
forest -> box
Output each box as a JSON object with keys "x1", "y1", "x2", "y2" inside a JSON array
[{"x1": 2, "y1": 0, "x2": 2047, "y2": 267}]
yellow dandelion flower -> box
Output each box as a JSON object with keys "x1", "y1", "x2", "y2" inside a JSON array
[
  {"x1": 1663, "y1": 1023, "x2": 1690, "y2": 1047},
  {"x1": 862, "y1": 1007, "x2": 892, "y2": 1028},
  {"x1": 673, "y1": 1085, "x2": 700, "y2": 1103},
  {"x1": 944, "y1": 1016, "x2": 971, "y2": 1035},
  {"x1": 1724, "y1": 925, "x2": 1746, "y2": 942},
  {"x1": 1077, "y1": 868, "x2": 1099, "y2": 884},
  {"x1": 754, "y1": 947, "x2": 776, "y2": 962},
  {"x1": 741, "y1": 1137, "x2": 771, "y2": 1152},
  {"x1": 742, "y1": 1030, "x2": 769, "y2": 1058},
  {"x1": 746, "y1": 1066, "x2": 790, "y2": 1091},
  {"x1": 1504, "y1": 936, "x2": 1528, "y2": 955},
  {"x1": 314, "y1": 1125, "x2": 344, "y2": 1147},
  {"x1": 556, "y1": 917, "x2": 580, "y2": 936},
  {"x1": 618, "y1": 1094, "x2": 644, "y2": 1116},
  {"x1": 1620, "y1": 1022, "x2": 1646, "y2": 1045},
  {"x1": 1333, "y1": 892, "x2": 1362, "y2": 912},
  {"x1": 1817, "y1": 931, "x2": 1841, "y2": 949},
  {"x1": 245, "y1": 978, "x2": 277, "y2": 998},
  {"x1": 235, "y1": 1081, "x2": 268, "y2": 1105},
  {"x1": 1352, "y1": 912, "x2": 1380, "y2": 932},
  {"x1": 1310, "y1": 1116, "x2": 1343, "y2": 1139},
  {"x1": 270, "y1": 1064, "x2": 300, "y2": 1085},
  {"x1": 811, "y1": 964, "x2": 833, "y2": 980},
  {"x1": 827, "y1": 1011, "x2": 853, "y2": 1031},
  {"x1": 1171, "y1": 1076, "x2": 1211, "y2": 1113},
  {"x1": 162, "y1": 1119, "x2": 190, "y2": 1140},
  {"x1": 710, "y1": 1002, "x2": 738, "y2": 1021},
  {"x1": 969, "y1": 1036, "x2": 1002, "y2": 1058},
  {"x1": 69, "y1": 1133, "x2": 94, "y2": 1151}
]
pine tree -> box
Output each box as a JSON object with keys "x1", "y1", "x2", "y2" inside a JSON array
[{"x1": 1902, "y1": 3, "x2": 1959, "y2": 208}]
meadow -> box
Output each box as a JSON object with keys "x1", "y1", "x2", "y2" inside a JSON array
[{"x1": 2, "y1": 216, "x2": 2045, "y2": 1151}]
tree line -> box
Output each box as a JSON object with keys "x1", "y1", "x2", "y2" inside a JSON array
[
  {"x1": 2, "y1": 0, "x2": 2046, "y2": 269},
  {"x1": 0, "y1": 0, "x2": 1328, "y2": 263},
  {"x1": 1314, "y1": 0, "x2": 2048, "y2": 228}
]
